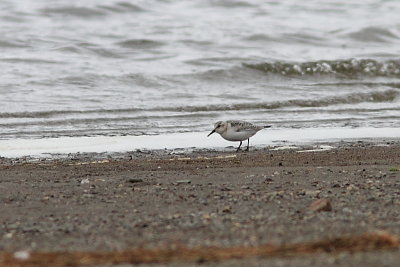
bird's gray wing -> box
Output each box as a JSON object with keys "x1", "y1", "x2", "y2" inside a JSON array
[{"x1": 227, "y1": 120, "x2": 259, "y2": 132}]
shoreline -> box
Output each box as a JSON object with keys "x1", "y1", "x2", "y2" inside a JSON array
[
  {"x1": 1, "y1": 138, "x2": 399, "y2": 166},
  {"x1": 1, "y1": 141, "x2": 400, "y2": 265},
  {"x1": 2, "y1": 127, "x2": 400, "y2": 158}
]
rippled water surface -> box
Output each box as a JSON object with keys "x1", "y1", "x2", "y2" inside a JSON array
[{"x1": 1, "y1": 0, "x2": 400, "y2": 139}]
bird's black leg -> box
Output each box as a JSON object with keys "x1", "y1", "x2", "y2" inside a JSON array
[
  {"x1": 236, "y1": 141, "x2": 242, "y2": 152},
  {"x1": 245, "y1": 138, "x2": 250, "y2": 151}
]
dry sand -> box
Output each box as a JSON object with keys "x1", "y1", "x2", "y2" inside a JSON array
[{"x1": 1, "y1": 141, "x2": 400, "y2": 266}]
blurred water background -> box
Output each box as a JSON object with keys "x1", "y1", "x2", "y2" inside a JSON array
[{"x1": 1, "y1": 0, "x2": 400, "y2": 141}]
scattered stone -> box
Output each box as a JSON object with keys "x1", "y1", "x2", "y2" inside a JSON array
[
  {"x1": 202, "y1": 213, "x2": 211, "y2": 219},
  {"x1": 304, "y1": 190, "x2": 321, "y2": 197},
  {"x1": 343, "y1": 207, "x2": 352, "y2": 213},
  {"x1": 175, "y1": 180, "x2": 191, "y2": 184},
  {"x1": 222, "y1": 206, "x2": 232, "y2": 213},
  {"x1": 80, "y1": 178, "x2": 90, "y2": 184},
  {"x1": 309, "y1": 199, "x2": 332, "y2": 212},
  {"x1": 266, "y1": 191, "x2": 285, "y2": 197},
  {"x1": 4, "y1": 232, "x2": 13, "y2": 239},
  {"x1": 128, "y1": 178, "x2": 144, "y2": 183},
  {"x1": 220, "y1": 187, "x2": 232, "y2": 191},
  {"x1": 14, "y1": 251, "x2": 30, "y2": 260},
  {"x1": 346, "y1": 184, "x2": 357, "y2": 191}
]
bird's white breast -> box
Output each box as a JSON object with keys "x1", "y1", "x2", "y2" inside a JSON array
[{"x1": 221, "y1": 128, "x2": 257, "y2": 141}]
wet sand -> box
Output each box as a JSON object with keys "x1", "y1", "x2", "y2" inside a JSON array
[{"x1": 1, "y1": 141, "x2": 400, "y2": 266}]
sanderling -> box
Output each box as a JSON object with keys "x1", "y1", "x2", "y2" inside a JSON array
[{"x1": 207, "y1": 120, "x2": 271, "y2": 152}]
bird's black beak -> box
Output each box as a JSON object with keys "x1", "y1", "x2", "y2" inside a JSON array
[{"x1": 207, "y1": 129, "x2": 215, "y2": 137}]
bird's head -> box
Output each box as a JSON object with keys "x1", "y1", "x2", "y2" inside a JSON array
[{"x1": 207, "y1": 121, "x2": 227, "y2": 136}]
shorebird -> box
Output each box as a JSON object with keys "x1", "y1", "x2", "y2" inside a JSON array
[{"x1": 207, "y1": 120, "x2": 271, "y2": 152}]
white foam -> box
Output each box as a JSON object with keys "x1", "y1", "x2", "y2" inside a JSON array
[
  {"x1": 1, "y1": 127, "x2": 400, "y2": 158},
  {"x1": 297, "y1": 145, "x2": 335, "y2": 153}
]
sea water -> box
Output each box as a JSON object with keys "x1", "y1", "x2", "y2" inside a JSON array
[{"x1": 1, "y1": 0, "x2": 400, "y2": 156}]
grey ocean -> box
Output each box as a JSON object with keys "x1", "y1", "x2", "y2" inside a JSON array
[{"x1": 1, "y1": 0, "x2": 400, "y2": 140}]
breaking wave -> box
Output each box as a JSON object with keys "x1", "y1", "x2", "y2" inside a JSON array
[{"x1": 244, "y1": 59, "x2": 400, "y2": 78}]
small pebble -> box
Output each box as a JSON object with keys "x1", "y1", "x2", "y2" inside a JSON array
[
  {"x1": 175, "y1": 180, "x2": 191, "y2": 184},
  {"x1": 128, "y1": 178, "x2": 143, "y2": 183},
  {"x1": 309, "y1": 199, "x2": 332, "y2": 212},
  {"x1": 14, "y1": 251, "x2": 30, "y2": 260}
]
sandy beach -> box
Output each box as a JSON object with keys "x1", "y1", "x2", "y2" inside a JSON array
[{"x1": 1, "y1": 141, "x2": 400, "y2": 266}]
